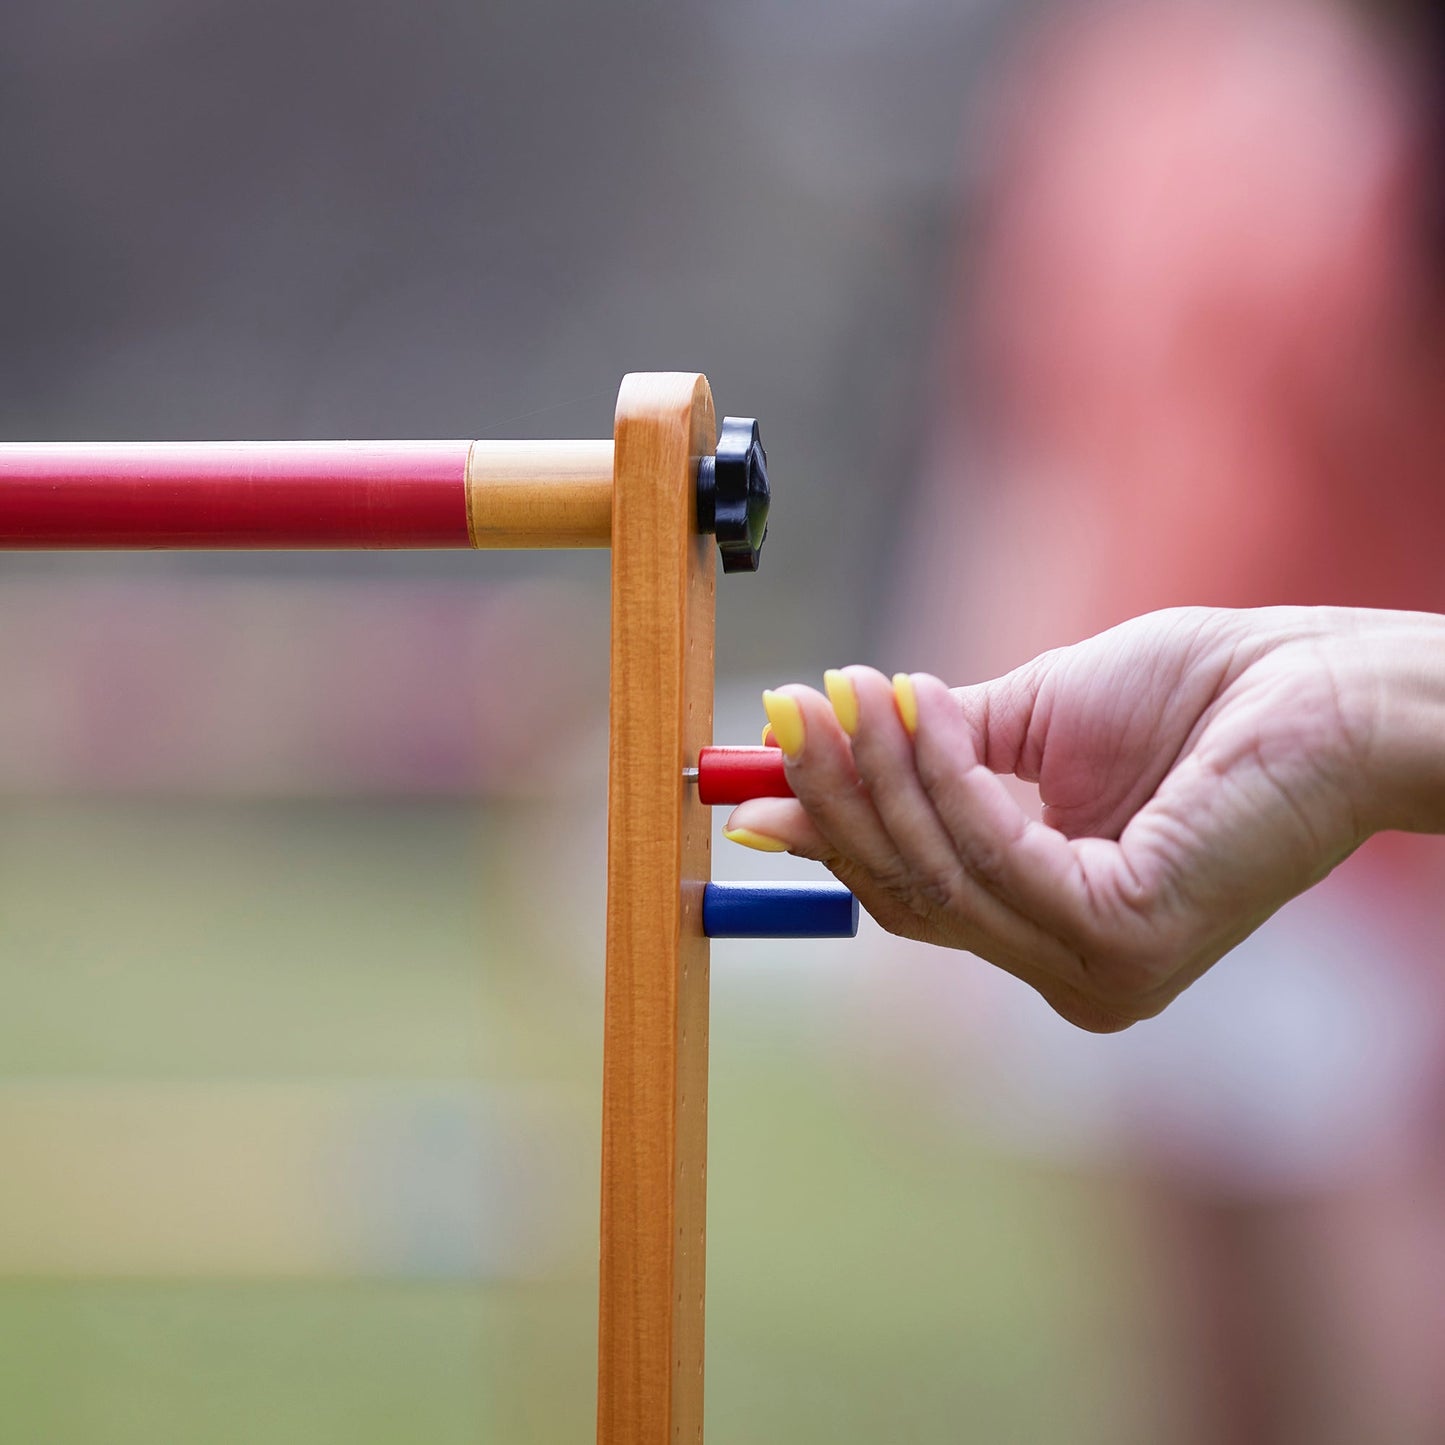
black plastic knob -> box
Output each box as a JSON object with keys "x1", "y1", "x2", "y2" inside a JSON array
[{"x1": 697, "y1": 416, "x2": 769, "y2": 573}]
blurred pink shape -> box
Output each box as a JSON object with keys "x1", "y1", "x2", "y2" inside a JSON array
[{"x1": 0, "y1": 577, "x2": 608, "y2": 797}]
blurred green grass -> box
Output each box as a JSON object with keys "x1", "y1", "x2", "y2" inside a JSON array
[
  {"x1": 0, "y1": 1282, "x2": 591, "y2": 1445},
  {"x1": 0, "y1": 801, "x2": 1155, "y2": 1443}
]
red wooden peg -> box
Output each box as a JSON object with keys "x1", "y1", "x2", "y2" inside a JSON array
[{"x1": 693, "y1": 746, "x2": 793, "y2": 805}]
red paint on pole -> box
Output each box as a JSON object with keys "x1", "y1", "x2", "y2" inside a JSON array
[
  {"x1": 696, "y1": 746, "x2": 793, "y2": 805},
  {"x1": 0, "y1": 441, "x2": 472, "y2": 548}
]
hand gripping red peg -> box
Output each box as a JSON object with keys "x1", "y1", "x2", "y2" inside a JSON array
[{"x1": 686, "y1": 744, "x2": 858, "y2": 938}]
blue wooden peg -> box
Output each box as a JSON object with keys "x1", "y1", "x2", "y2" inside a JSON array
[{"x1": 702, "y1": 881, "x2": 859, "y2": 939}]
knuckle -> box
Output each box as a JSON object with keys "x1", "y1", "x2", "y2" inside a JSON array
[
  {"x1": 911, "y1": 867, "x2": 962, "y2": 916},
  {"x1": 1059, "y1": 1002, "x2": 1143, "y2": 1035},
  {"x1": 1079, "y1": 931, "x2": 1184, "y2": 1019},
  {"x1": 819, "y1": 849, "x2": 861, "y2": 881},
  {"x1": 855, "y1": 859, "x2": 965, "y2": 936},
  {"x1": 826, "y1": 853, "x2": 906, "y2": 905},
  {"x1": 877, "y1": 906, "x2": 933, "y2": 944},
  {"x1": 871, "y1": 860, "x2": 919, "y2": 903},
  {"x1": 1039, "y1": 979, "x2": 1146, "y2": 1035},
  {"x1": 830, "y1": 872, "x2": 929, "y2": 943},
  {"x1": 959, "y1": 837, "x2": 1010, "y2": 893}
]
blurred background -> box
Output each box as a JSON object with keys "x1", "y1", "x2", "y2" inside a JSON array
[{"x1": 3, "y1": 0, "x2": 1445, "y2": 1441}]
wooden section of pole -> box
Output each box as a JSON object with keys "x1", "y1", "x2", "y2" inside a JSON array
[
  {"x1": 465, "y1": 440, "x2": 612, "y2": 547},
  {"x1": 0, "y1": 439, "x2": 613, "y2": 548},
  {"x1": 598, "y1": 373, "x2": 715, "y2": 1445}
]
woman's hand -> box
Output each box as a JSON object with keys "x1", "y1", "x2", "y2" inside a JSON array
[{"x1": 725, "y1": 606, "x2": 1445, "y2": 1032}]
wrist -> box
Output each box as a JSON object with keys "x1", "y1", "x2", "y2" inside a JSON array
[{"x1": 1335, "y1": 610, "x2": 1445, "y2": 836}]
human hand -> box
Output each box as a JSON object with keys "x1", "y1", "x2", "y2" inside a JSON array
[{"x1": 725, "y1": 607, "x2": 1445, "y2": 1031}]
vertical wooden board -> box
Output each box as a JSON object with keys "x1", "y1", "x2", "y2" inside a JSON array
[{"x1": 598, "y1": 373, "x2": 716, "y2": 1445}]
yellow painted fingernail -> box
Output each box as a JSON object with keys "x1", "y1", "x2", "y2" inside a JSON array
[
  {"x1": 761, "y1": 689, "x2": 805, "y2": 757},
  {"x1": 892, "y1": 673, "x2": 918, "y2": 736},
  {"x1": 823, "y1": 669, "x2": 858, "y2": 735},
  {"x1": 761, "y1": 722, "x2": 777, "y2": 747},
  {"x1": 723, "y1": 826, "x2": 789, "y2": 853}
]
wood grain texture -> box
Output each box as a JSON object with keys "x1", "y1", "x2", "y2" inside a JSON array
[
  {"x1": 598, "y1": 372, "x2": 716, "y2": 1445},
  {"x1": 465, "y1": 440, "x2": 612, "y2": 547}
]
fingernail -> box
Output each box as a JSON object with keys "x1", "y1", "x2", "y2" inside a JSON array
[
  {"x1": 761, "y1": 723, "x2": 778, "y2": 748},
  {"x1": 823, "y1": 669, "x2": 858, "y2": 735},
  {"x1": 761, "y1": 689, "x2": 805, "y2": 758},
  {"x1": 892, "y1": 673, "x2": 918, "y2": 736},
  {"x1": 723, "y1": 826, "x2": 790, "y2": 853}
]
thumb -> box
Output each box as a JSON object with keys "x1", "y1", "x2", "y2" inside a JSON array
[{"x1": 948, "y1": 654, "x2": 1053, "y2": 779}]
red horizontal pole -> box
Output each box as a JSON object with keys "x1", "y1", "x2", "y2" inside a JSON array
[{"x1": 0, "y1": 441, "x2": 473, "y2": 548}]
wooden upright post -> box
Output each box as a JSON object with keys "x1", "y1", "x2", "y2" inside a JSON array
[{"x1": 598, "y1": 373, "x2": 716, "y2": 1444}]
